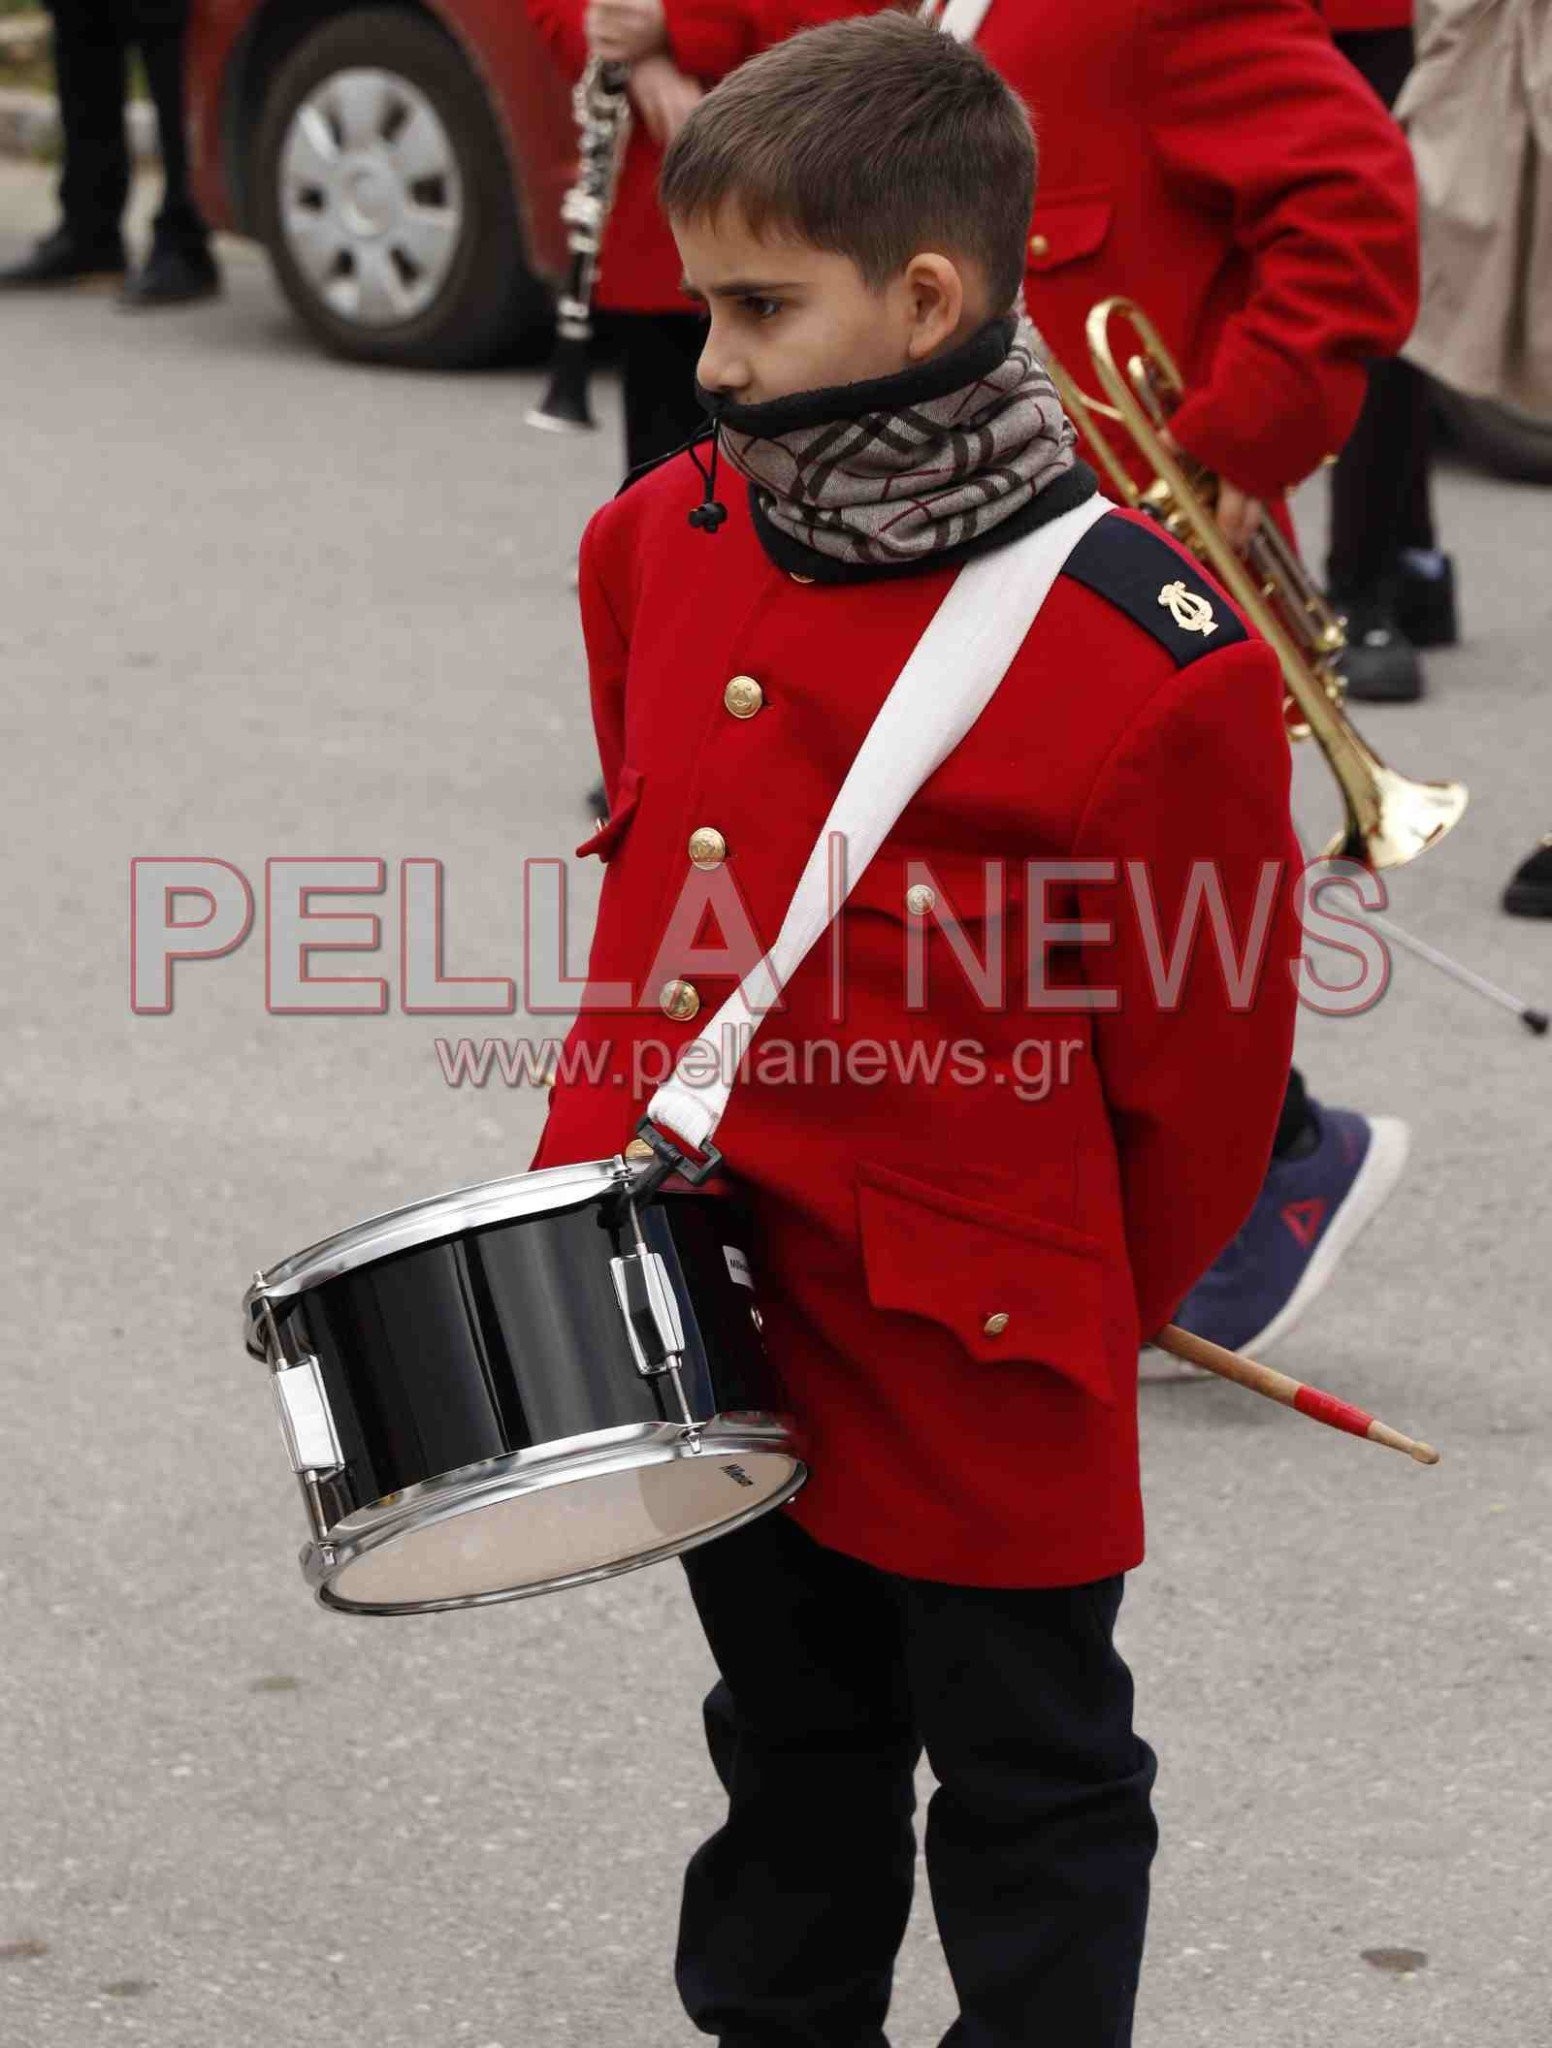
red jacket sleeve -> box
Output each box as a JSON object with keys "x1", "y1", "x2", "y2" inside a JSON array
[
  {"x1": 1072, "y1": 637, "x2": 1303, "y2": 1338},
  {"x1": 577, "y1": 502, "x2": 631, "y2": 802},
  {"x1": 1147, "y1": 0, "x2": 1419, "y2": 499},
  {"x1": 524, "y1": 503, "x2": 631, "y2": 1176}
]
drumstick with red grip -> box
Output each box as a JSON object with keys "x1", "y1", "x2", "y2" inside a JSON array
[{"x1": 1155, "y1": 1324, "x2": 1441, "y2": 1466}]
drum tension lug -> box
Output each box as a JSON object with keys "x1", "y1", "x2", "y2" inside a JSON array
[
  {"x1": 611, "y1": 1248, "x2": 687, "y2": 1378},
  {"x1": 627, "y1": 1117, "x2": 724, "y2": 1197},
  {"x1": 271, "y1": 1355, "x2": 345, "y2": 1478}
]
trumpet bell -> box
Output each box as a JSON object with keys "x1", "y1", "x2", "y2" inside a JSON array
[
  {"x1": 1058, "y1": 295, "x2": 1469, "y2": 876},
  {"x1": 1323, "y1": 764, "x2": 1469, "y2": 871}
]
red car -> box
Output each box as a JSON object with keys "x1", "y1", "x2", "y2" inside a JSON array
[{"x1": 186, "y1": 0, "x2": 575, "y2": 365}]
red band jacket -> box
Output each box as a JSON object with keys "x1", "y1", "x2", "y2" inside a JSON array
[
  {"x1": 984, "y1": 0, "x2": 1419, "y2": 500},
  {"x1": 527, "y1": 460, "x2": 1304, "y2": 1587}
]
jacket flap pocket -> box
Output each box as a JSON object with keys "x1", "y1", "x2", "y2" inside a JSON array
[
  {"x1": 575, "y1": 764, "x2": 643, "y2": 863},
  {"x1": 1026, "y1": 187, "x2": 1116, "y2": 272},
  {"x1": 856, "y1": 1159, "x2": 1114, "y2": 1405}
]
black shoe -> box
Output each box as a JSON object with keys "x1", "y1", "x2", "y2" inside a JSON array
[
  {"x1": 1330, "y1": 590, "x2": 1424, "y2": 702},
  {"x1": 1503, "y1": 836, "x2": 1552, "y2": 918},
  {"x1": 1395, "y1": 548, "x2": 1459, "y2": 649},
  {"x1": 585, "y1": 779, "x2": 610, "y2": 823},
  {"x1": 0, "y1": 225, "x2": 126, "y2": 289},
  {"x1": 120, "y1": 242, "x2": 221, "y2": 309}
]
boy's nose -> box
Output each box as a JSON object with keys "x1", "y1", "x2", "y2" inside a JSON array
[{"x1": 696, "y1": 337, "x2": 750, "y2": 399}]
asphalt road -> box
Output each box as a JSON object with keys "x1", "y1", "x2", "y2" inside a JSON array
[{"x1": 2, "y1": 162, "x2": 1550, "y2": 2048}]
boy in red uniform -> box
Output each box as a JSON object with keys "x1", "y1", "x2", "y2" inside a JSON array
[{"x1": 531, "y1": 15, "x2": 1303, "y2": 2042}]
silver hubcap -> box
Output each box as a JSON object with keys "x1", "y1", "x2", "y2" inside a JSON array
[{"x1": 279, "y1": 68, "x2": 463, "y2": 328}]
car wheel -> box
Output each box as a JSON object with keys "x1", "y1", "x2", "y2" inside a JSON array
[
  {"x1": 253, "y1": 7, "x2": 551, "y2": 368},
  {"x1": 1431, "y1": 381, "x2": 1552, "y2": 485}
]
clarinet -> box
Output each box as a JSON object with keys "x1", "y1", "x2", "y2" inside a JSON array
[{"x1": 527, "y1": 56, "x2": 633, "y2": 433}]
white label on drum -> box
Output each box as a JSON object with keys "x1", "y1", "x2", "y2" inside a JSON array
[{"x1": 723, "y1": 1246, "x2": 754, "y2": 1291}]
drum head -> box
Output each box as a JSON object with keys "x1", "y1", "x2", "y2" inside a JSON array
[{"x1": 311, "y1": 1430, "x2": 804, "y2": 1614}]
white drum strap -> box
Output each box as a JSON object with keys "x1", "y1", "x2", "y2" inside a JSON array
[
  {"x1": 645, "y1": 495, "x2": 1111, "y2": 1156},
  {"x1": 933, "y1": 0, "x2": 996, "y2": 42}
]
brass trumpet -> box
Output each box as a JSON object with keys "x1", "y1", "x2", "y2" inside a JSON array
[{"x1": 1042, "y1": 297, "x2": 1467, "y2": 871}]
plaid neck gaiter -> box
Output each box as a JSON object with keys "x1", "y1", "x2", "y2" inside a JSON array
[{"x1": 698, "y1": 309, "x2": 1083, "y2": 581}]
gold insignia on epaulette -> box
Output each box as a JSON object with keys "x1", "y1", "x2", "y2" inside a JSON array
[{"x1": 1158, "y1": 580, "x2": 1218, "y2": 636}]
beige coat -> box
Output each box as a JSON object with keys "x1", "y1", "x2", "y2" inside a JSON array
[{"x1": 1399, "y1": 0, "x2": 1552, "y2": 412}]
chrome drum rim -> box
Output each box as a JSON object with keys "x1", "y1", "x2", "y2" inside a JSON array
[
  {"x1": 278, "y1": 68, "x2": 464, "y2": 327},
  {"x1": 302, "y1": 1420, "x2": 807, "y2": 1615}
]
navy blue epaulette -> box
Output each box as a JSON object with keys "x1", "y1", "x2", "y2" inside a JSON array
[{"x1": 1061, "y1": 512, "x2": 1248, "y2": 665}]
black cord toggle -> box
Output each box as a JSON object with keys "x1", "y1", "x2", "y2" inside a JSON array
[{"x1": 687, "y1": 416, "x2": 728, "y2": 532}]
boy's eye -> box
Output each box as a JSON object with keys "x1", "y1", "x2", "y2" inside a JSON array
[{"x1": 742, "y1": 297, "x2": 782, "y2": 320}]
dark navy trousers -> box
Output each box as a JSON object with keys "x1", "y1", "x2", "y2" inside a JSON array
[
  {"x1": 675, "y1": 1509, "x2": 1158, "y2": 2048},
  {"x1": 47, "y1": 0, "x2": 208, "y2": 257}
]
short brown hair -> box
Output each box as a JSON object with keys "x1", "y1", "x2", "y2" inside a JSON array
[{"x1": 659, "y1": 11, "x2": 1036, "y2": 314}]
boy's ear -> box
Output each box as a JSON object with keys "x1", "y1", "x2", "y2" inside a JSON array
[{"x1": 904, "y1": 252, "x2": 967, "y2": 360}]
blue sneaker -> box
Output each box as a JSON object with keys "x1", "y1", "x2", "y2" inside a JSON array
[{"x1": 1170, "y1": 1102, "x2": 1410, "y2": 1357}]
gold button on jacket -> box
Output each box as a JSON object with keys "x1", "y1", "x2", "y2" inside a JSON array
[
  {"x1": 983, "y1": 1312, "x2": 1010, "y2": 1336},
  {"x1": 688, "y1": 826, "x2": 727, "y2": 869},
  {"x1": 623, "y1": 1136, "x2": 655, "y2": 1161},
  {"x1": 724, "y1": 675, "x2": 764, "y2": 718},
  {"x1": 905, "y1": 883, "x2": 937, "y2": 916},
  {"x1": 1028, "y1": 232, "x2": 1051, "y2": 259},
  {"x1": 660, "y1": 978, "x2": 701, "y2": 1022}
]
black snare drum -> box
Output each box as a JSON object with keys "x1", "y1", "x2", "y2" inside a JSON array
[{"x1": 241, "y1": 1158, "x2": 804, "y2": 1615}]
